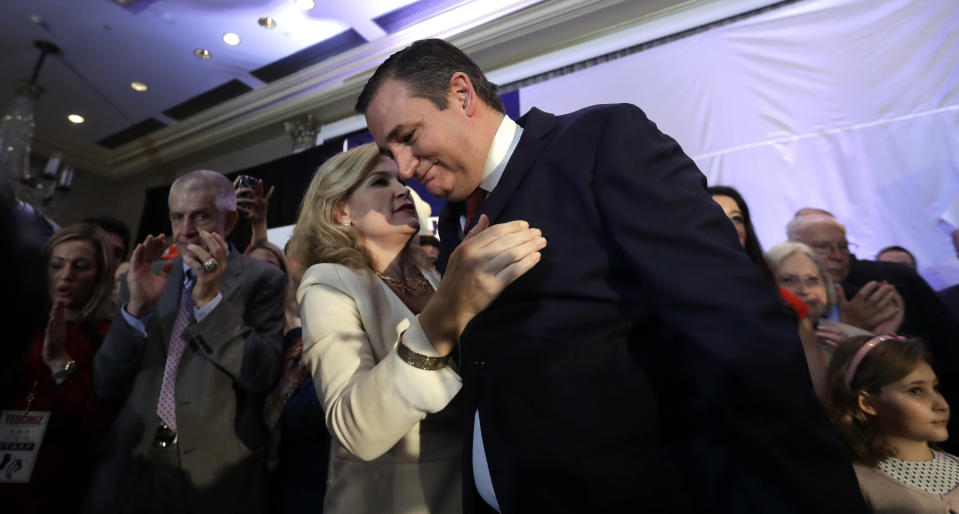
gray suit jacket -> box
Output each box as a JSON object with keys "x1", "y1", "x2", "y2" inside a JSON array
[{"x1": 86, "y1": 250, "x2": 286, "y2": 514}]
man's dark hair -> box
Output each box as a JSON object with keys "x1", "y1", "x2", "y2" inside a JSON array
[
  {"x1": 83, "y1": 215, "x2": 131, "y2": 256},
  {"x1": 876, "y1": 245, "x2": 917, "y2": 269},
  {"x1": 355, "y1": 38, "x2": 505, "y2": 115},
  {"x1": 419, "y1": 235, "x2": 440, "y2": 249}
]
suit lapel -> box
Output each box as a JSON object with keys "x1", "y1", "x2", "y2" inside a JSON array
[
  {"x1": 466, "y1": 108, "x2": 557, "y2": 232},
  {"x1": 219, "y1": 246, "x2": 245, "y2": 301}
]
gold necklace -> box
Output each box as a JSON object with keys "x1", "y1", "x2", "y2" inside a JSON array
[{"x1": 375, "y1": 270, "x2": 432, "y2": 296}]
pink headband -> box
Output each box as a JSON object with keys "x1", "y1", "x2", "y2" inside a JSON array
[{"x1": 846, "y1": 334, "x2": 907, "y2": 384}]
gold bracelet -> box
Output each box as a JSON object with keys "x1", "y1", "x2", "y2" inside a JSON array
[
  {"x1": 52, "y1": 359, "x2": 77, "y2": 386},
  {"x1": 396, "y1": 332, "x2": 449, "y2": 370}
]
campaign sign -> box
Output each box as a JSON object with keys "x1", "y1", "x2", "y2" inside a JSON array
[{"x1": 0, "y1": 410, "x2": 50, "y2": 483}]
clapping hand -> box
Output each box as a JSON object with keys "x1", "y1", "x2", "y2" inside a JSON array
[
  {"x1": 126, "y1": 235, "x2": 175, "y2": 318},
  {"x1": 180, "y1": 231, "x2": 229, "y2": 308},
  {"x1": 838, "y1": 281, "x2": 904, "y2": 334},
  {"x1": 42, "y1": 300, "x2": 72, "y2": 373},
  {"x1": 419, "y1": 215, "x2": 547, "y2": 355}
]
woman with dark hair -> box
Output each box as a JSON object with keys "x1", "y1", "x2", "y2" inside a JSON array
[
  {"x1": 0, "y1": 223, "x2": 118, "y2": 513},
  {"x1": 707, "y1": 185, "x2": 776, "y2": 285},
  {"x1": 709, "y1": 185, "x2": 831, "y2": 399}
]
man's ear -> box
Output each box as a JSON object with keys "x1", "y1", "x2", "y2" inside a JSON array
[
  {"x1": 223, "y1": 210, "x2": 239, "y2": 236},
  {"x1": 858, "y1": 391, "x2": 879, "y2": 416},
  {"x1": 449, "y1": 72, "x2": 477, "y2": 116}
]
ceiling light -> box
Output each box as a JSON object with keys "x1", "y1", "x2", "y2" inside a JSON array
[
  {"x1": 67, "y1": 114, "x2": 85, "y2": 124},
  {"x1": 194, "y1": 48, "x2": 211, "y2": 59},
  {"x1": 258, "y1": 17, "x2": 276, "y2": 29},
  {"x1": 295, "y1": 0, "x2": 315, "y2": 11},
  {"x1": 222, "y1": 32, "x2": 241, "y2": 46},
  {"x1": 130, "y1": 81, "x2": 148, "y2": 92}
]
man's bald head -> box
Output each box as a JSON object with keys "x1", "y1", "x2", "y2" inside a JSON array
[
  {"x1": 794, "y1": 207, "x2": 836, "y2": 219},
  {"x1": 787, "y1": 214, "x2": 851, "y2": 283}
]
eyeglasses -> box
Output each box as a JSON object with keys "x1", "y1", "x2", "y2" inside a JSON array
[
  {"x1": 777, "y1": 274, "x2": 824, "y2": 290},
  {"x1": 809, "y1": 240, "x2": 858, "y2": 255}
]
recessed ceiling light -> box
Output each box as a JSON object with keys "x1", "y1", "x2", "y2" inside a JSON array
[
  {"x1": 67, "y1": 114, "x2": 85, "y2": 124},
  {"x1": 222, "y1": 32, "x2": 241, "y2": 46},
  {"x1": 258, "y1": 17, "x2": 276, "y2": 29},
  {"x1": 295, "y1": 0, "x2": 315, "y2": 11},
  {"x1": 194, "y1": 48, "x2": 211, "y2": 59},
  {"x1": 130, "y1": 81, "x2": 148, "y2": 92}
]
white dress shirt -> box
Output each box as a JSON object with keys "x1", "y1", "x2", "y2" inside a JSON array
[{"x1": 470, "y1": 114, "x2": 523, "y2": 512}]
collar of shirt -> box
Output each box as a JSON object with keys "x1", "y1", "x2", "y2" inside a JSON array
[{"x1": 477, "y1": 114, "x2": 523, "y2": 195}]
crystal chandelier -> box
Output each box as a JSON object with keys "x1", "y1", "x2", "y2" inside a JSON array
[{"x1": 0, "y1": 40, "x2": 73, "y2": 219}]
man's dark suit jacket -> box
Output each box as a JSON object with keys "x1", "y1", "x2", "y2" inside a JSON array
[
  {"x1": 940, "y1": 283, "x2": 959, "y2": 324},
  {"x1": 86, "y1": 250, "x2": 286, "y2": 514},
  {"x1": 438, "y1": 105, "x2": 866, "y2": 513},
  {"x1": 844, "y1": 256, "x2": 959, "y2": 453}
]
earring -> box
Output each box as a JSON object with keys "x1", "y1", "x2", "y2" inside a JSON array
[{"x1": 341, "y1": 221, "x2": 350, "y2": 226}]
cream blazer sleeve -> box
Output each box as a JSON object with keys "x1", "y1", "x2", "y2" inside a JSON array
[{"x1": 297, "y1": 263, "x2": 462, "y2": 461}]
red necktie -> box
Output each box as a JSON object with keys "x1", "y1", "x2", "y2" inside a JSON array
[{"x1": 465, "y1": 188, "x2": 487, "y2": 228}]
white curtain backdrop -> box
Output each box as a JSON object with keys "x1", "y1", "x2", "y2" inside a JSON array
[{"x1": 517, "y1": 0, "x2": 959, "y2": 289}]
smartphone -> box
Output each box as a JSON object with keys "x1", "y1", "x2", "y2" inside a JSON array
[{"x1": 236, "y1": 175, "x2": 258, "y2": 199}]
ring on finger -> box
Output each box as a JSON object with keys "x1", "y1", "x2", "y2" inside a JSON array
[{"x1": 202, "y1": 258, "x2": 218, "y2": 273}]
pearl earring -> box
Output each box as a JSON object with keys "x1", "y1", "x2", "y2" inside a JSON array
[{"x1": 342, "y1": 221, "x2": 350, "y2": 226}]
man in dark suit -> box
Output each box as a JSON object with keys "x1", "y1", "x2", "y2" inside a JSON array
[
  {"x1": 356, "y1": 39, "x2": 866, "y2": 513},
  {"x1": 87, "y1": 170, "x2": 286, "y2": 513},
  {"x1": 938, "y1": 229, "x2": 959, "y2": 320}
]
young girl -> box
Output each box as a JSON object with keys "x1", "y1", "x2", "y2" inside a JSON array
[{"x1": 827, "y1": 334, "x2": 959, "y2": 512}]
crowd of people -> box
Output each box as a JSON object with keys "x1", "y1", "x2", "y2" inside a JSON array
[{"x1": 2, "y1": 38, "x2": 959, "y2": 514}]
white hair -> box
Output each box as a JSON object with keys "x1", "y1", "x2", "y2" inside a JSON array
[
  {"x1": 786, "y1": 213, "x2": 845, "y2": 242},
  {"x1": 765, "y1": 241, "x2": 837, "y2": 307},
  {"x1": 169, "y1": 169, "x2": 237, "y2": 213}
]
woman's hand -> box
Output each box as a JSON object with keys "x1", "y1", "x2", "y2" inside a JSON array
[
  {"x1": 418, "y1": 215, "x2": 547, "y2": 355},
  {"x1": 42, "y1": 300, "x2": 72, "y2": 373},
  {"x1": 798, "y1": 317, "x2": 828, "y2": 404},
  {"x1": 235, "y1": 178, "x2": 274, "y2": 244},
  {"x1": 815, "y1": 324, "x2": 848, "y2": 350}
]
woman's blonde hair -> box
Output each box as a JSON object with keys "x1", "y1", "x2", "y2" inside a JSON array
[
  {"x1": 44, "y1": 223, "x2": 114, "y2": 321},
  {"x1": 288, "y1": 143, "x2": 382, "y2": 269}
]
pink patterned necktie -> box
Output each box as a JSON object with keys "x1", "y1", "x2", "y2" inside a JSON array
[{"x1": 156, "y1": 272, "x2": 195, "y2": 432}]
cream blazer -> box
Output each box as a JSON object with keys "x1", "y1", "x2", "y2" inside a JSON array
[{"x1": 298, "y1": 263, "x2": 463, "y2": 514}]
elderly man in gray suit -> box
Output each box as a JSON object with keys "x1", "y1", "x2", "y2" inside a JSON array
[{"x1": 86, "y1": 170, "x2": 286, "y2": 514}]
